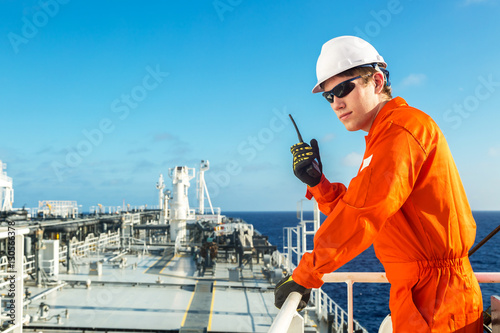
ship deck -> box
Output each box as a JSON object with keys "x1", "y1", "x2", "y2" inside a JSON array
[{"x1": 23, "y1": 249, "x2": 283, "y2": 333}]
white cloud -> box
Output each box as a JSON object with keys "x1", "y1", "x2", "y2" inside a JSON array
[
  {"x1": 488, "y1": 147, "x2": 499, "y2": 157},
  {"x1": 400, "y1": 74, "x2": 427, "y2": 88},
  {"x1": 342, "y1": 152, "x2": 363, "y2": 167}
]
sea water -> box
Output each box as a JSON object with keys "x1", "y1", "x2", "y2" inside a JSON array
[{"x1": 226, "y1": 210, "x2": 500, "y2": 333}]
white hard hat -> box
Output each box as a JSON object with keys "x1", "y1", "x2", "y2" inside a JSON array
[{"x1": 312, "y1": 36, "x2": 387, "y2": 93}]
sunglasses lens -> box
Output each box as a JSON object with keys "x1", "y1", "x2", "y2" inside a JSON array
[
  {"x1": 335, "y1": 81, "x2": 355, "y2": 98},
  {"x1": 322, "y1": 81, "x2": 356, "y2": 103},
  {"x1": 322, "y1": 92, "x2": 334, "y2": 103}
]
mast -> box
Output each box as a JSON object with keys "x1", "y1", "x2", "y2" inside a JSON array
[
  {"x1": 198, "y1": 160, "x2": 209, "y2": 214},
  {"x1": 0, "y1": 160, "x2": 14, "y2": 212}
]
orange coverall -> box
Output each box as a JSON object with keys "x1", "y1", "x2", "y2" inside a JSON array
[{"x1": 292, "y1": 97, "x2": 483, "y2": 332}]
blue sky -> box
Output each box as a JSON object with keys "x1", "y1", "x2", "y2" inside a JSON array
[{"x1": 1, "y1": 0, "x2": 500, "y2": 212}]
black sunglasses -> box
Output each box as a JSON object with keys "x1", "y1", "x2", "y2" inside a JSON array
[{"x1": 322, "y1": 74, "x2": 372, "y2": 104}]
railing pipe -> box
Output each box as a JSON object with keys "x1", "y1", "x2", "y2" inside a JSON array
[
  {"x1": 294, "y1": 228, "x2": 298, "y2": 261},
  {"x1": 268, "y1": 292, "x2": 303, "y2": 333},
  {"x1": 322, "y1": 271, "x2": 500, "y2": 333},
  {"x1": 24, "y1": 282, "x2": 66, "y2": 305},
  {"x1": 347, "y1": 279, "x2": 353, "y2": 333},
  {"x1": 323, "y1": 272, "x2": 388, "y2": 283},
  {"x1": 315, "y1": 289, "x2": 320, "y2": 321},
  {"x1": 1, "y1": 315, "x2": 30, "y2": 333},
  {"x1": 323, "y1": 272, "x2": 500, "y2": 283},
  {"x1": 475, "y1": 272, "x2": 500, "y2": 283}
]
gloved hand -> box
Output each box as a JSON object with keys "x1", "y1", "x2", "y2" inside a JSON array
[
  {"x1": 290, "y1": 139, "x2": 322, "y2": 187},
  {"x1": 274, "y1": 274, "x2": 311, "y2": 311}
]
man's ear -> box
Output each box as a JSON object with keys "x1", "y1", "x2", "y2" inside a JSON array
[{"x1": 373, "y1": 72, "x2": 385, "y2": 94}]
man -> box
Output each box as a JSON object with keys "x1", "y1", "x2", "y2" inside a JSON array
[{"x1": 275, "y1": 36, "x2": 483, "y2": 332}]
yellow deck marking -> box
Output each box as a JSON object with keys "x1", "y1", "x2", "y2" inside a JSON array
[
  {"x1": 142, "y1": 256, "x2": 163, "y2": 274},
  {"x1": 207, "y1": 281, "x2": 217, "y2": 330},
  {"x1": 180, "y1": 282, "x2": 196, "y2": 327},
  {"x1": 159, "y1": 254, "x2": 175, "y2": 274}
]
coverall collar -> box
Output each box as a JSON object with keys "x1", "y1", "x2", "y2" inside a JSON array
[{"x1": 365, "y1": 96, "x2": 408, "y2": 144}]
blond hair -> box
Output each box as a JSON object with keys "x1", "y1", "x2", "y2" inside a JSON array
[{"x1": 337, "y1": 66, "x2": 392, "y2": 99}]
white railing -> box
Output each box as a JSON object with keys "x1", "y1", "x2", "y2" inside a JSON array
[
  {"x1": 89, "y1": 205, "x2": 127, "y2": 214},
  {"x1": 0, "y1": 232, "x2": 121, "y2": 281},
  {"x1": 23, "y1": 254, "x2": 35, "y2": 273},
  {"x1": 269, "y1": 292, "x2": 304, "y2": 333},
  {"x1": 78, "y1": 232, "x2": 119, "y2": 255},
  {"x1": 309, "y1": 288, "x2": 367, "y2": 333},
  {"x1": 41, "y1": 259, "x2": 57, "y2": 276},
  {"x1": 273, "y1": 200, "x2": 366, "y2": 333},
  {"x1": 123, "y1": 213, "x2": 142, "y2": 225},
  {"x1": 58, "y1": 231, "x2": 120, "y2": 263},
  {"x1": 197, "y1": 207, "x2": 222, "y2": 216},
  {"x1": 272, "y1": 250, "x2": 294, "y2": 272},
  {"x1": 37, "y1": 200, "x2": 78, "y2": 218},
  {"x1": 127, "y1": 237, "x2": 149, "y2": 255},
  {"x1": 271, "y1": 272, "x2": 500, "y2": 333},
  {"x1": 273, "y1": 249, "x2": 367, "y2": 331},
  {"x1": 59, "y1": 246, "x2": 67, "y2": 260},
  {"x1": 166, "y1": 208, "x2": 196, "y2": 220},
  {"x1": 0, "y1": 254, "x2": 35, "y2": 275},
  {"x1": 0, "y1": 232, "x2": 121, "y2": 277},
  {"x1": 283, "y1": 226, "x2": 301, "y2": 268}
]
